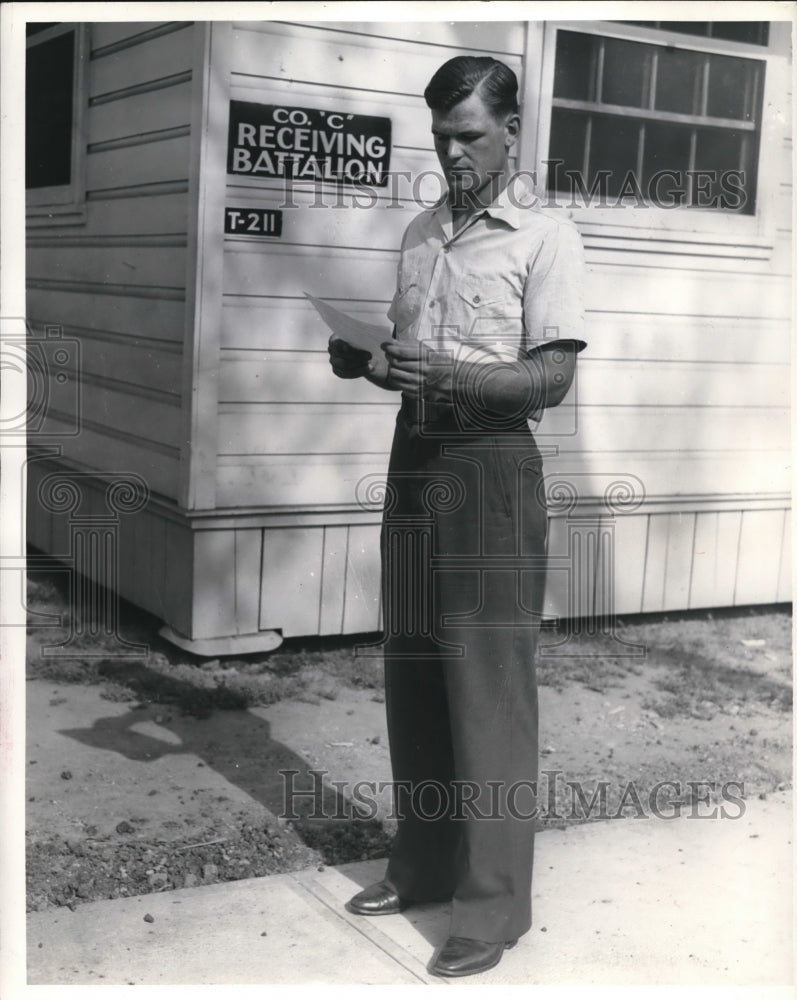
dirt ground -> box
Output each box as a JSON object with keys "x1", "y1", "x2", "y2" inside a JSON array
[{"x1": 24, "y1": 570, "x2": 792, "y2": 913}]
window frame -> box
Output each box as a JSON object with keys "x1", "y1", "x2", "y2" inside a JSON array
[
  {"x1": 26, "y1": 22, "x2": 88, "y2": 224},
  {"x1": 524, "y1": 20, "x2": 786, "y2": 252}
]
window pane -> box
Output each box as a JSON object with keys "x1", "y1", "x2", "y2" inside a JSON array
[
  {"x1": 26, "y1": 23, "x2": 59, "y2": 36},
  {"x1": 553, "y1": 31, "x2": 597, "y2": 101},
  {"x1": 693, "y1": 128, "x2": 748, "y2": 210},
  {"x1": 706, "y1": 54, "x2": 758, "y2": 120},
  {"x1": 642, "y1": 122, "x2": 693, "y2": 205},
  {"x1": 659, "y1": 22, "x2": 711, "y2": 37},
  {"x1": 712, "y1": 22, "x2": 769, "y2": 46},
  {"x1": 26, "y1": 31, "x2": 74, "y2": 189},
  {"x1": 589, "y1": 115, "x2": 641, "y2": 198},
  {"x1": 602, "y1": 38, "x2": 649, "y2": 107},
  {"x1": 547, "y1": 107, "x2": 587, "y2": 189},
  {"x1": 655, "y1": 48, "x2": 703, "y2": 115}
]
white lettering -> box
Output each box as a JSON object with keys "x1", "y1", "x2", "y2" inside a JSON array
[
  {"x1": 365, "y1": 135, "x2": 386, "y2": 158},
  {"x1": 293, "y1": 128, "x2": 310, "y2": 152},
  {"x1": 232, "y1": 148, "x2": 252, "y2": 172},
  {"x1": 257, "y1": 124, "x2": 276, "y2": 148},
  {"x1": 237, "y1": 123, "x2": 256, "y2": 147}
]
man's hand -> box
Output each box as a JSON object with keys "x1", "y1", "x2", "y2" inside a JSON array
[
  {"x1": 381, "y1": 339, "x2": 454, "y2": 400},
  {"x1": 328, "y1": 337, "x2": 372, "y2": 380}
]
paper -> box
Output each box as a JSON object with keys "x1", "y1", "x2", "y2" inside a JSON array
[{"x1": 304, "y1": 292, "x2": 389, "y2": 356}]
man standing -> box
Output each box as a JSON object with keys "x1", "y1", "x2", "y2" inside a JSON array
[{"x1": 328, "y1": 56, "x2": 585, "y2": 978}]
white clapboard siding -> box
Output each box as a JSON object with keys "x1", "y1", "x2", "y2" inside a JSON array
[
  {"x1": 90, "y1": 22, "x2": 188, "y2": 51},
  {"x1": 583, "y1": 265, "x2": 791, "y2": 321},
  {"x1": 26, "y1": 290, "x2": 185, "y2": 344},
  {"x1": 86, "y1": 135, "x2": 191, "y2": 193},
  {"x1": 25, "y1": 321, "x2": 181, "y2": 396},
  {"x1": 38, "y1": 414, "x2": 180, "y2": 499},
  {"x1": 27, "y1": 246, "x2": 187, "y2": 289},
  {"x1": 581, "y1": 314, "x2": 790, "y2": 365},
  {"x1": 30, "y1": 193, "x2": 189, "y2": 237},
  {"x1": 224, "y1": 244, "x2": 399, "y2": 301},
  {"x1": 87, "y1": 82, "x2": 193, "y2": 146},
  {"x1": 231, "y1": 22, "x2": 523, "y2": 104},
  {"x1": 734, "y1": 508, "x2": 790, "y2": 606},
  {"x1": 259, "y1": 20, "x2": 527, "y2": 54},
  {"x1": 89, "y1": 24, "x2": 194, "y2": 99}
]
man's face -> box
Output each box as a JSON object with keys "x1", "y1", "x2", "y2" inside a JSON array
[{"x1": 431, "y1": 89, "x2": 519, "y2": 205}]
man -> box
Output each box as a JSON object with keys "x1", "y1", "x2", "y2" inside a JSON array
[{"x1": 328, "y1": 56, "x2": 585, "y2": 978}]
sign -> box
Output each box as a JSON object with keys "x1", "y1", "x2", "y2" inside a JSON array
[
  {"x1": 224, "y1": 207, "x2": 283, "y2": 237},
  {"x1": 227, "y1": 101, "x2": 392, "y2": 187}
]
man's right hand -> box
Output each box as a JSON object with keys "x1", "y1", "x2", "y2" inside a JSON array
[{"x1": 328, "y1": 337, "x2": 372, "y2": 379}]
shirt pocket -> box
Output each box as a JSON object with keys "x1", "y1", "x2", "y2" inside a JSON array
[{"x1": 454, "y1": 277, "x2": 516, "y2": 311}]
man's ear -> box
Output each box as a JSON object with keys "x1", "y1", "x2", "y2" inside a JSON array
[{"x1": 504, "y1": 111, "x2": 520, "y2": 150}]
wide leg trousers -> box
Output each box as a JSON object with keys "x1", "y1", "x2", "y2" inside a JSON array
[{"x1": 380, "y1": 405, "x2": 548, "y2": 944}]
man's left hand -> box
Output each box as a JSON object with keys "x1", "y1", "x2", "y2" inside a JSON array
[{"x1": 381, "y1": 339, "x2": 453, "y2": 399}]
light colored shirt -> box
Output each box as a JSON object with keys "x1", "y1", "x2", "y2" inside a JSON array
[{"x1": 387, "y1": 178, "x2": 587, "y2": 366}]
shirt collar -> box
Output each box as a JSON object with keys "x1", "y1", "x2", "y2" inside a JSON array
[{"x1": 432, "y1": 175, "x2": 536, "y2": 235}]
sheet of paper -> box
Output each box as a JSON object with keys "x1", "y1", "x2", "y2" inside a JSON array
[{"x1": 304, "y1": 292, "x2": 389, "y2": 356}]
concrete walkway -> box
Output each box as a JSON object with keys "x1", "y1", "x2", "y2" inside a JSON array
[{"x1": 26, "y1": 789, "x2": 793, "y2": 988}]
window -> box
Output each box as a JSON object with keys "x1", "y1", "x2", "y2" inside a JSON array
[
  {"x1": 546, "y1": 24, "x2": 767, "y2": 214},
  {"x1": 26, "y1": 23, "x2": 87, "y2": 217}
]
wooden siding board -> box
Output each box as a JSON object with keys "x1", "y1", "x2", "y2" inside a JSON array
[
  {"x1": 26, "y1": 290, "x2": 185, "y2": 343},
  {"x1": 342, "y1": 524, "x2": 381, "y2": 634},
  {"x1": 661, "y1": 512, "x2": 696, "y2": 610},
  {"x1": 87, "y1": 82, "x2": 193, "y2": 145},
  {"x1": 27, "y1": 246, "x2": 187, "y2": 290},
  {"x1": 223, "y1": 245, "x2": 397, "y2": 301},
  {"x1": 734, "y1": 509, "x2": 786, "y2": 606},
  {"x1": 641, "y1": 514, "x2": 667, "y2": 614},
  {"x1": 86, "y1": 135, "x2": 191, "y2": 192},
  {"x1": 259, "y1": 528, "x2": 324, "y2": 635},
  {"x1": 689, "y1": 510, "x2": 743, "y2": 610},
  {"x1": 22, "y1": 330, "x2": 183, "y2": 398},
  {"x1": 162, "y1": 517, "x2": 194, "y2": 635},
  {"x1": 776, "y1": 510, "x2": 791, "y2": 604},
  {"x1": 221, "y1": 298, "x2": 391, "y2": 351},
  {"x1": 247, "y1": 20, "x2": 527, "y2": 54},
  {"x1": 36, "y1": 416, "x2": 180, "y2": 501},
  {"x1": 604, "y1": 514, "x2": 648, "y2": 617},
  {"x1": 319, "y1": 525, "x2": 348, "y2": 634},
  {"x1": 234, "y1": 527, "x2": 263, "y2": 634},
  {"x1": 231, "y1": 23, "x2": 523, "y2": 105},
  {"x1": 582, "y1": 315, "x2": 790, "y2": 366},
  {"x1": 90, "y1": 22, "x2": 182, "y2": 50},
  {"x1": 192, "y1": 530, "x2": 237, "y2": 639},
  {"x1": 28, "y1": 193, "x2": 189, "y2": 238},
  {"x1": 89, "y1": 26, "x2": 194, "y2": 98}
]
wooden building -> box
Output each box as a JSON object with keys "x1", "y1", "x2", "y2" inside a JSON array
[{"x1": 25, "y1": 18, "x2": 792, "y2": 654}]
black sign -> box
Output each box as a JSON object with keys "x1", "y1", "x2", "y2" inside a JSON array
[
  {"x1": 227, "y1": 101, "x2": 391, "y2": 187},
  {"x1": 224, "y1": 207, "x2": 283, "y2": 237}
]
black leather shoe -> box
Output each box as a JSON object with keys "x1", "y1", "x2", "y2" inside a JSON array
[
  {"x1": 346, "y1": 881, "x2": 406, "y2": 916},
  {"x1": 429, "y1": 936, "x2": 518, "y2": 978}
]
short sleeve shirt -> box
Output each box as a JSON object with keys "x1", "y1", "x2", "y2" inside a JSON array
[{"x1": 387, "y1": 178, "x2": 587, "y2": 366}]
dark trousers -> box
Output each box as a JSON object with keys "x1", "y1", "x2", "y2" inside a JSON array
[{"x1": 380, "y1": 403, "x2": 548, "y2": 943}]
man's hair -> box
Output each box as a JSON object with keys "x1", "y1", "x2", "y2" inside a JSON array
[{"x1": 424, "y1": 56, "x2": 519, "y2": 118}]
